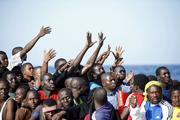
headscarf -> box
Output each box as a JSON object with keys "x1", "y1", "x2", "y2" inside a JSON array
[{"x1": 143, "y1": 81, "x2": 162, "y2": 101}]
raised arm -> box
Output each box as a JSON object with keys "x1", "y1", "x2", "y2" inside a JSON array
[
  {"x1": 81, "y1": 32, "x2": 106, "y2": 75},
  {"x1": 20, "y1": 26, "x2": 51, "y2": 58},
  {"x1": 67, "y1": 32, "x2": 96, "y2": 73},
  {"x1": 41, "y1": 49, "x2": 56, "y2": 75},
  {"x1": 96, "y1": 44, "x2": 111, "y2": 65},
  {"x1": 111, "y1": 46, "x2": 124, "y2": 68}
]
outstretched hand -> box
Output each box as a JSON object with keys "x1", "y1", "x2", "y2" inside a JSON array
[
  {"x1": 38, "y1": 26, "x2": 52, "y2": 37},
  {"x1": 86, "y1": 32, "x2": 97, "y2": 47},
  {"x1": 98, "y1": 32, "x2": 106, "y2": 46},
  {"x1": 43, "y1": 49, "x2": 56, "y2": 63}
]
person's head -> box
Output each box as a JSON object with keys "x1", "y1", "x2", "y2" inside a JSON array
[
  {"x1": 21, "y1": 62, "x2": 34, "y2": 79},
  {"x1": 130, "y1": 74, "x2": 149, "y2": 93},
  {"x1": 26, "y1": 90, "x2": 39, "y2": 110},
  {"x1": 93, "y1": 88, "x2": 107, "y2": 107},
  {"x1": 144, "y1": 81, "x2": 162, "y2": 104},
  {"x1": 147, "y1": 75, "x2": 157, "y2": 81},
  {"x1": 3, "y1": 71, "x2": 19, "y2": 91},
  {"x1": 58, "y1": 88, "x2": 73, "y2": 109},
  {"x1": 170, "y1": 86, "x2": 180, "y2": 107},
  {"x1": 0, "y1": 79, "x2": 9, "y2": 101},
  {"x1": 156, "y1": 66, "x2": 171, "y2": 85},
  {"x1": 33, "y1": 66, "x2": 41, "y2": 81},
  {"x1": 42, "y1": 99, "x2": 57, "y2": 120},
  {"x1": 41, "y1": 73, "x2": 55, "y2": 91},
  {"x1": 54, "y1": 58, "x2": 67, "y2": 70},
  {"x1": 15, "y1": 85, "x2": 29, "y2": 104},
  {"x1": 12, "y1": 47, "x2": 27, "y2": 61},
  {"x1": 12, "y1": 66, "x2": 23, "y2": 83},
  {"x1": 101, "y1": 72, "x2": 117, "y2": 92},
  {"x1": 71, "y1": 77, "x2": 87, "y2": 98},
  {"x1": 0, "y1": 51, "x2": 8, "y2": 68},
  {"x1": 111, "y1": 65, "x2": 126, "y2": 81},
  {"x1": 90, "y1": 63, "x2": 105, "y2": 80},
  {"x1": 64, "y1": 77, "x2": 73, "y2": 88}
]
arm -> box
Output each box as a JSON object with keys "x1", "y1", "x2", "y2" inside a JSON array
[
  {"x1": 81, "y1": 32, "x2": 106, "y2": 75},
  {"x1": 96, "y1": 44, "x2": 110, "y2": 65},
  {"x1": 67, "y1": 32, "x2": 96, "y2": 74},
  {"x1": 6, "y1": 99, "x2": 17, "y2": 120},
  {"x1": 20, "y1": 26, "x2": 51, "y2": 59}
]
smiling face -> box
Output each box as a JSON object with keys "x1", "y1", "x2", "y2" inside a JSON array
[
  {"x1": 113, "y1": 66, "x2": 126, "y2": 81},
  {"x1": 147, "y1": 85, "x2": 162, "y2": 104},
  {"x1": 15, "y1": 87, "x2": 27, "y2": 104},
  {"x1": 171, "y1": 90, "x2": 180, "y2": 107}
]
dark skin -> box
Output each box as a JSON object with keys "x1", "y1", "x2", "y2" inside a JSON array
[
  {"x1": 130, "y1": 85, "x2": 162, "y2": 108},
  {"x1": 16, "y1": 26, "x2": 51, "y2": 61},
  {"x1": 101, "y1": 73, "x2": 117, "y2": 92},
  {"x1": 81, "y1": 32, "x2": 106, "y2": 75},
  {"x1": 157, "y1": 68, "x2": 171, "y2": 86},
  {"x1": 171, "y1": 90, "x2": 180, "y2": 107},
  {"x1": 0, "y1": 81, "x2": 17, "y2": 120}
]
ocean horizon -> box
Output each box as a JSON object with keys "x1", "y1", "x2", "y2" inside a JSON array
[{"x1": 49, "y1": 64, "x2": 180, "y2": 81}]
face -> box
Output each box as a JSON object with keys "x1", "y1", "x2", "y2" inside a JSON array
[
  {"x1": 158, "y1": 69, "x2": 171, "y2": 84},
  {"x1": 27, "y1": 92, "x2": 39, "y2": 110},
  {"x1": 57, "y1": 60, "x2": 66, "y2": 70},
  {"x1": 71, "y1": 80, "x2": 81, "y2": 99},
  {"x1": 6, "y1": 73, "x2": 18, "y2": 90},
  {"x1": 15, "y1": 88, "x2": 26, "y2": 104},
  {"x1": 59, "y1": 90, "x2": 73, "y2": 109},
  {"x1": 43, "y1": 74, "x2": 55, "y2": 91},
  {"x1": 33, "y1": 68, "x2": 41, "y2": 81},
  {"x1": 0, "y1": 81, "x2": 9, "y2": 101},
  {"x1": 102, "y1": 74, "x2": 117, "y2": 91},
  {"x1": 93, "y1": 65, "x2": 105, "y2": 78},
  {"x1": 113, "y1": 66, "x2": 126, "y2": 81},
  {"x1": 171, "y1": 90, "x2": 180, "y2": 107},
  {"x1": 147, "y1": 85, "x2": 162, "y2": 104},
  {"x1": 23, "y1": 64, "x2": 33, "y2": 77},
  {"x1": 0, "y1": 54, "x2": 8, "y2": 68}
]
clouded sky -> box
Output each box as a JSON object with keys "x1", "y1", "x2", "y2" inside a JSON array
[{"x1": 1, "y1": 0, "x2": 180, "y2": 66}]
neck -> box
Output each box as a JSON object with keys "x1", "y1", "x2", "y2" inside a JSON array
[{"x1": 43, "y1": 89, "x2": 51, "y2": 97}]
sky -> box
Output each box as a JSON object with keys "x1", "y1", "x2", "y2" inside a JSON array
[{"x1": 1, "y1": 0, "x2": 180, "y2": 66}]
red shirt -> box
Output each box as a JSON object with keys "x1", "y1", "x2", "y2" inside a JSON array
[{"x1": 38, "y1": 90, "x2": 58, "y2": 101}]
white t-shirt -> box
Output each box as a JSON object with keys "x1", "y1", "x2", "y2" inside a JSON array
[{"x1": 7, "y1": 52, "x2": 22, "y2": 70}]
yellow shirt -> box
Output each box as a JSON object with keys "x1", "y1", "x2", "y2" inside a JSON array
[{"x1": 172, "y1": 106, "x2": 180, "y2": 120}]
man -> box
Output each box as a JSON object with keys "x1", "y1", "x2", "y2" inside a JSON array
[
  {"x1": 0, "y1": 79, "x2": 17, "y2": 120},
  {"x1": 170, "y1": 86, "x2": 180, "y2": 120},
  {"x1": 38, "y1": 73, "x2": 58, "y2": 101},
  {"x1": 156, "y1": 66, "x2": 173, "y2": 103},
  {"x1": 129, "y1": 81, "x2": 173, "y2": 120},
  {"x1": 101, "y1": 72, "x2": 129, "y2": 113}
]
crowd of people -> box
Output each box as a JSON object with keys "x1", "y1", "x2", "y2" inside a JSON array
[{"x1": 0, "y1": 26, "x2": 180, "y2": 120}]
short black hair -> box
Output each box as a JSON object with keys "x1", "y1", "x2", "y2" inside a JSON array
[
  {"x1": 12, "y1": 47, "x2": 23, "y2": 55},
  {"x1": 155, "y1": 66, "x2": 168, "y2": 76},
  {"x1": 170, "y1": 85, "x2": 180, "y2": 95},
  {"x1": 134, "y1": 74, "x2": 149, "y2": 91},
  {"x1": 93, "y1": 87, "x2": 107, "y2": 105}
]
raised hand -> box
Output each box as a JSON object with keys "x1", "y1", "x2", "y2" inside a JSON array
[
  {"x1": 86, "y1": 32, "x2": 97, "y2": 47},
  {"x1": 125, "y1": 71, "x2": 134, "y2": 83},
  {"x1": 43, "y1": 49, "x2": 56, "y2": 63},
  {"x1": 98, "y1": 32, "x2": 106, "y2": 46},
  {"x1": 112, "y1": 46, "x2": 124, "y2": 59},
  {"x1": 129, "y1": 95, "x2": 137, "y2": 108},
  {"x1": 38, "y1": 26, "x2": 52, "y2": 37}
]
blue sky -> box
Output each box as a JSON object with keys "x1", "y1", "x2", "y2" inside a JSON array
[{"x1": 1, "y1": 0, "x2": 180, "y2": 66}]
